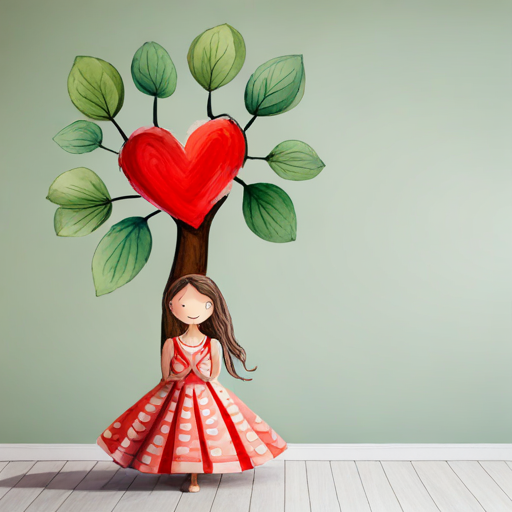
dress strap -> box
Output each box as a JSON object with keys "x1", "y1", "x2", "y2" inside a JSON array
[
  {"x1": 172, "y1": 336, "x2": 187, "y2": 361},
  {"x1": 195, "y1": 336, "x2": 212, "y2": 365}
]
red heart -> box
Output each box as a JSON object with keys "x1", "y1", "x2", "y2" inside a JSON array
[{"x1": 118, "y1": 119, "x2": 246, "y2": 228}]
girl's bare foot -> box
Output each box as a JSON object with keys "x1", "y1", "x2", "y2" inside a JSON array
[{"x1": 185, "y1": 473, "x2": 199, "y2": 493}]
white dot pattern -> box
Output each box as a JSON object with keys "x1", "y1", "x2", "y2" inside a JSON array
[{"x1": 99, "y1": 338, "x2": 287, "y2": 474}]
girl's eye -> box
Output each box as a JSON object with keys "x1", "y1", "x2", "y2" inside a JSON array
[
  {"x1": 205, "y1": 302, "x2": 212, "y2": 309},
  {"x1": 182, "y1": 304, "x2": 185, "y2": 307}
]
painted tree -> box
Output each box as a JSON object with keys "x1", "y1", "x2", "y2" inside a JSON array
[{"x1": 47, "y1": 24, "x2": 325, "y2": 352}]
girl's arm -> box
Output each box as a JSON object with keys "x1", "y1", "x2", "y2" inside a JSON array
[
  {"x1": 161, "y1": 337, "x2": 192, "y2": 382},
  {"x1": 191, "y1": 338, "x2": 221, "y2": 382},
  {"x1": 209, "y1": 339, "x2": 221, "y2": 381},
  {"x1": 160, "y1": 338, "x2": 190, "y2": 382},
  {"x1": 160, "y1": 338, "x2": 173, "y2": 381}
]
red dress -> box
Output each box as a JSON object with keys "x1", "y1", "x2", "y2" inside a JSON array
[{"x1": 97, "y1": 336, "x2": 287, "y2": 474}]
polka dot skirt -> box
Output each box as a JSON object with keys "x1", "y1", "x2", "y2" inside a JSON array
[{"x1": 97, "y1": 337, "x2": 287, "y2": 474}]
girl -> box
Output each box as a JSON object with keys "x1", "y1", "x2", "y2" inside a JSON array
[{"x1": 97, "y1": 274, "x2": 287, "y2": 492}]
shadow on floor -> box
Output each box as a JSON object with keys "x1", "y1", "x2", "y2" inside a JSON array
[{"x1": 0, "y1": 470, "x2": 198, "y2": 491}]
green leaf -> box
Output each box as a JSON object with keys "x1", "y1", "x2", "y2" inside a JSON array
[
  {"x1": 242, "y1": 183, "x2": 297, "y2": 243},
  {"x1": 47, "y1": 167, "x2": 112, "y2": 237},
  {"x1": 67, "y1": 56, "x2": 124, "y2": 120},
  {"x1": 267, "y1": 140, "x2": 325, "y2": 181},
  {"x1": 47, "y1": 167, "x2": 111, "y2": 207},
  {"x1": 54, "y1": 204, "x2": 112, "y2": 237},
  {"x1": 131, "y1": 42, "x2": 177, "y2": 98},
  {"x1": 92, "y1": 217, "x2": 152, "y2": 296},
  {"x1": 53, "y1": 120, "x2": 103, "y2": 154},
  {"x1": 187, "y1": 23, "x2": 246, "y2": 91},
  {"x1": 245, "y1": 55, "x2": 305, "y2": 117}
]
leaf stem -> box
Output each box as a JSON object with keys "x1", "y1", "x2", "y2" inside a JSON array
[
  {"x1": 99, "y1": 144, "x2": 119, "y2": 155},
  {"x1": 244, "y1": 115, "x2": 257, "y2": 132},
  {"x1": 246, "y1": 156, "x2": 267, "y2": 161},
  {"x1": 110, "y1": 194, "x2": 141, "y2": 203},
  {"x1": 207, "y1": 91, "x2": 214, "y2": 120},
  {"x1": 234, "y1": 176, "x2": 247, "y2": 187},
  {"x1": 144, "y1": 210, "x2": 162, "y2": 221},
  {"x1": 111, "y1": 118, "x2": 128, "y2": 142},
  {"x1": 153, "y1": 96, "x2": 159, "y2": 127}
]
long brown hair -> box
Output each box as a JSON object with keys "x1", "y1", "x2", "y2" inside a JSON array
[{"x1": 166, "y1": 274, "x2": 256, "y2": 381}]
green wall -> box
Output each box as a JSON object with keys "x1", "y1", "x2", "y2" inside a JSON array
[{"x1": 1, "y1": 0, "x2": 511, "y2": 444}]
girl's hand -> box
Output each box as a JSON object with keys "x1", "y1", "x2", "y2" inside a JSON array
[
  {"x1": 161, "y1": 368, "x2": 190, "y2": 382},
  {"x1": 200, "y1": 374, "x2": 218, "y2": 383},
  {"x1": 191, "y1": 361, "x2": 220, "y2": 383}
]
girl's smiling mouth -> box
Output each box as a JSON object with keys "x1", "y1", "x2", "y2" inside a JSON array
[{"x1": 188, "y1": 315, "x2": 200, "y2": 319}]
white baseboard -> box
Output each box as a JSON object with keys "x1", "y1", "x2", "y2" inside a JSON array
[
  {"x1": 282, "y1": 444, "x2": 512, "y2": 461},
  {"x1": 1, "y1": 444, "x2": 511, "y2": 461}
]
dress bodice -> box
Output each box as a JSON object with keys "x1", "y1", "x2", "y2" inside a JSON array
[{"x1": 170, "y1": 335, "x2": 212, "y2": 379}]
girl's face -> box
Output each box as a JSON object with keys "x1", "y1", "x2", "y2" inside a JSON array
[{"x1": 169, "y1": 283, "x2": 214, "y2": 325}]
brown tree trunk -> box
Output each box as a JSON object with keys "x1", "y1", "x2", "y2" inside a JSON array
[{"x1": 160, "y1": 195, "x2": 228, "y2": 350}]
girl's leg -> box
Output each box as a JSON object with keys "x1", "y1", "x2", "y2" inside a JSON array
[{"x1": 189, "y1": 473, "x2": 200, "y2": 493}]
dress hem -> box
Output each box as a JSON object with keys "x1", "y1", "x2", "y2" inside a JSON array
[{"x1": 97, "y1": 435, "x2": 288, "y2": 475}]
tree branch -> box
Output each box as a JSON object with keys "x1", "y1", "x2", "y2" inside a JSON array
[
  {"x1": 153, "y1": 96, "x2": 159, "y2": 127},
  {"x1": 234, "y1": 176, "x2": 247, "y2": 187},
  {"x1": 99, "y1": 144, "x2": 119, "y2": 155},
  {"x1": 244, "y1": 115, "x2": 257, "y2": 132},
  {"x1": 144, "y1": 210, "x2": 162, "y2": 221},
  {"x1": 110, "y1": 118, "x2": 128, "y2": 142},
  {"x1": 110, "y1": 194, "x2": 141, "y2": 203},
  {"x1": 207, "y1": 91, "x2": 214, "y2": 120}
]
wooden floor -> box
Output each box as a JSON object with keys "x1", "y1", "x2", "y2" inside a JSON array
[{"x1": 1, "y1": 459, "x2": 512, "y2": 511}]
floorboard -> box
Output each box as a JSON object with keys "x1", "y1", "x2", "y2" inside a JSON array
[
  {"x1": 382, "y1": 461, "x2": 440, "y2": 512},
  {"x1": 0, "y1": 461, "x2": 36, "y2": 500},
  {"x1": 480, "y1": 461, "x2": 512, "y2": 501},
  {"x1": 55, "y1": 461, "x2": 123, "y2": 512},
  {"x1": 127, "y1": 474, "x2": 184, "y2": 512},
  {"x1": 357, "y1": 461, "x2": 403, "y2": 512},
  {"x1": 0, "y1": 461, "x2": 65, "y2": 512},
  {"x1": 413, "y1": 461, "x2": 485, "y2": 512},
  {"x1": 0, "y1": 458, "x2": 511, "y2": 512},
  {"x1": 111, "y1": 472, "x2": 160, "y2": 512},
  {"x1": 25, "y1": 461, "x2": 96, "y2": 512},
  {"x1": 210, "y1": 470, "x2": 254, "y2": 512},
  {"x1": 174, "y1": 474, "x2": 221, "y2": 512},
  {"x1": 449, "y1": 461, "x2": 512, "y2": 512},
  {"x1": 285, "y1": 461, "x2": 310, "y2": 512},
  {"x1": 250, "y1": 460, "x2": 284, "y2": 512},
  {"x1": 305, "y1": 461, "x2": 340, "y2": 512},
  {"x1": 331, "y1": 461, "x2": 372, "y2": 512}
]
